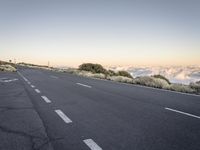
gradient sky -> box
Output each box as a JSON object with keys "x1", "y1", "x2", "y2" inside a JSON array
[{"x1": 0, "y1": 0, "x2": 200, "y2": 67}]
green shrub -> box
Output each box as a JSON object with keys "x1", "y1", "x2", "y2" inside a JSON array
[
  {"x1": 78, "y1": 63, "x2": 107, "y2": 74},
  {"x1": 117, "y1": 71, "x2": 133, "y2": 79},
  {"x1": 107, "y1": 70, "x2": 118, "y2": 76},
  {"x1": 152, "y1": 74, "x2": 171, "y2": 84}
]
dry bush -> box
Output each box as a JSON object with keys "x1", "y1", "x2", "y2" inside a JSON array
[
  {"x1": 72, "y1": 70, "x2": 106, "y2": 79},
  {"x1": 152, "y1": 74, "x2": 171, "y2": 84},
  {"x1": 133, "y1": 76, "x2": 170, "y2": 89},
  {"x1": 117, "y1": 71, "x2": 133, "y2": 79},
  {"x1": 169, "y1": 84, "x2": 195, "y2": 93},
  {"x1": 190, "y1": 82, "x2": 200, "y2": 94},
  {"x1": 0, "y1": 65, "x2": 16, "y2": 72},
  {"x1": 107, "y1": 76, "x2": 133, "y2": 83}
]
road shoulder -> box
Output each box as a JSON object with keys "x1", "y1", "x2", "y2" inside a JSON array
[{"x1": 0, "y1": 72, "x2": 54, "y2": 150}]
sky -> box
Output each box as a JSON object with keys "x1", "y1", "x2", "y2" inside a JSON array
[{"x1": 0, "y1": 0, "x2": 200, "y2": 67}]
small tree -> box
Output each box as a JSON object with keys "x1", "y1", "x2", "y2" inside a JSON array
[{"x1": 79, "y1": 63, "x2": 107, "y2": 74}]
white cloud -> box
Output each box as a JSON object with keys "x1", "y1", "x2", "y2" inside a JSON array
[{"x1": 108, "y1": 66, "x2": 200, "y2": 85}]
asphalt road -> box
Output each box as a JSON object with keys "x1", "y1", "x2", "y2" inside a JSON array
[{"x1": 0, "y1": 67, "x2": 200, "y2": 150}]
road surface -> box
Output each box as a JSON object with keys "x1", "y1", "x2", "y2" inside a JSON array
[{"x1": 0, "y1": 67, "x2": 200, "y2": 150}]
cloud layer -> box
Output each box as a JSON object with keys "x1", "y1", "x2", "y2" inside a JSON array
[{"x1": 109, "y1": 66, "x2": 200, "y2": 85}]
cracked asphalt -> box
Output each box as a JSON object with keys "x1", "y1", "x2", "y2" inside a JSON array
[{"x1": 0, "y1": 72, "x2": 53, "y2": 150}]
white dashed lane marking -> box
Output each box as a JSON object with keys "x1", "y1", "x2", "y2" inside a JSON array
[
  {"x1": 35, "y1": 89, "x2": 41, "y2": 93},
  {"x1": 55, "y1": 109, "x2": 72, "y2": 123},
  {"x1": 31, "y1": 85, "x2": 35, "y2": 88},
  {"x1": 76, "y1": 83, "x2": 92, "y2": 88},
  {"x1": 41, "y1": 96, "x2": 51, "y2": 103},
  {"x1": 83, "y1": 139, "x2": 102, "y2": 150},
  {"x1": 165, "y1": 107, "x2": 200, "y2": 119}
]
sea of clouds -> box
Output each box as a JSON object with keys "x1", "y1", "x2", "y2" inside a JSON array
[{"x1": 108, "y1": 66, "x2": 200, "y2": 85}]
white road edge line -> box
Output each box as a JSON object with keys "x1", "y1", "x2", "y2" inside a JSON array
[
  {"x1": 76, "y1": 83, "x2": 92, "y2": 88},
  {"x1": 83, "y1": 139, "x2": 102, "y2": 150},
  {"x1": 31, "y1": 85, "x2": 35, "y2": 88},
  {"x1": 17, "y1": 71, "x2": 29, "y2": 82},
  {"x1": 41, "y1": 96, "x2": 51, "y2": 103},
  {"x1": 35, "y1": 89, "x2": 41, "y2": 93},
  {"x1": 55, "y1": 109, "x2": 72, "y2": 123},
  {"x1": 165, "y1": 107, "x2": 200, "y2": 119}
]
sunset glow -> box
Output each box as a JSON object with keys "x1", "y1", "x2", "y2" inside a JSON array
[{"x1": 1, "y1": 0, "x2": 200, "y2": 67}]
